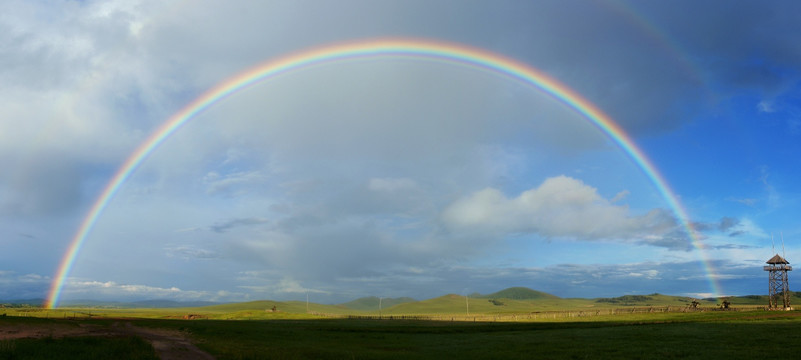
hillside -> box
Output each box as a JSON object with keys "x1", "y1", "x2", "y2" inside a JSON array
[
  {"x1": 44, "y1": 288, "x2": 788, "y2": 315},
  {"x1": 478, "y1": 287, "x2": 560, "y2": 300},
  {"x1": 592, "y1": 293, "x2": 715, "y2": 307},
  {"x1": 728, "y1": 292, "x2": 801, "y2": 305},
  {"x1": 383, "y1": 294, "x2": 475, "y2": 315},
  {"x1": 339, "y1": 296, "x2": 416, "y2": 311},
  {"x1": 380, "y1": 293, "x2": 591, "y2": 315}
]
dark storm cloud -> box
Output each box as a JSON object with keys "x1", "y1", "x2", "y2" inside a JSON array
[
  {"x1": 446, "y1": 0, "x2": 801, "y2": 137},
  {"x1": 142, "y1": 0, "x2": 721, "y2": 138},
  {"x1": 0, "y1": 271, "x2": 50, "y2": 300},
  {"x1": 632, "y1": 1, "x2": 801, "y2": 95},
  {"x1": 443, "y1": 1, "x2": 706, "y2": 135}
]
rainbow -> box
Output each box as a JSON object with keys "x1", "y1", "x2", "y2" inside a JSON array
[{"x1": 46, "y1": 38, "x2": 719, "y2": 308}]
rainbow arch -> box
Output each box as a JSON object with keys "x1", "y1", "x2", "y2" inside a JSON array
[{"x1": 46, "y1": 38, "x2": 719, "y2": 308}]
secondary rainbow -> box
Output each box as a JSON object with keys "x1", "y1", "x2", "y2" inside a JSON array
[{"x1": 46, "y1": 38, "x2": 719, "y2": 308}]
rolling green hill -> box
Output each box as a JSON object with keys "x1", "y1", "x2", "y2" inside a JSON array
[
  {"x1": 72, "y1": 287, "x2": 781, "y2": 318},
  {"x1": 382, "y1": 294, "x2": 474, "y2": 315},
  {"x1": 379, "y1": 293, "x2": 591, "y2": 315},
  {"x1": 478, "y1": 287, "x2": 560, "y2": 300},
  {"x1": 728, "y1": 292, "x2": 801, "y2": 305},
  {"x1": 593, "y1": 293, "x2": 716, "y2": 307},
  {"x1": 339, "y1": 296, "x2": 417, "y2": 311},
  {"x1": 347, "y1": 289, "x2": 741, "y2": 315}
]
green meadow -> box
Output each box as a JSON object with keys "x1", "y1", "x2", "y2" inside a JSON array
[
  {"x1": 143, "y1": 312, "x2": 801, "y2": 359},
  {"x1": 2, "y1": 288, "x2": 799, "y2": 359}
]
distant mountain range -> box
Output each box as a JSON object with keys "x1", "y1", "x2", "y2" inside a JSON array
[
  {"x1": 63, "y1": 299, "x2": 222, "y2": 308},
  {"x1": 0, "y1": 298, "x2": 220, "y2": 308},
  {"x1": 0, "y1": 298, "x2": 46, "y2": 307}
]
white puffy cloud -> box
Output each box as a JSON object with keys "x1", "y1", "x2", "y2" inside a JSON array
[
  {"x1": 61, "y1": 279, "x2": 243, "y2": 302},
  {"x1": 441, "y1": 176, "x2": 676, "y2": 241}
]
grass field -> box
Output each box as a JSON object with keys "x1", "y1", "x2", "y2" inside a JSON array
[
  {"x1": 2, "y1": 307, "x2": 801, "y2": 359},
  {"x1": 0, "y1": 291, "x2": 796, "y2": 359},
  {"x1": 164, "y1": 311, "x2": 801, "y2": 359}
]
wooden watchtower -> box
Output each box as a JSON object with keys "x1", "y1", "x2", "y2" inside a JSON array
[{"x1": 764, "y1": 254, "x2": 793, "y2": 310}]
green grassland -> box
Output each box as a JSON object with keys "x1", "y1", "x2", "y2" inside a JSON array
[
  {"x1": 3, "y1": 288, "x2": 777, "y2": 320},
  {"x1": 4, "y1": 309, "x2": 801, "y2": 359},
  {"x1": 1, "y1": 288, "x2": 797, "y2": 359},
  {"x1": 152, "y1": 311, "x2": 801, "y2": 359}
]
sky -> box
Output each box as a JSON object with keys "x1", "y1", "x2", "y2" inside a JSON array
[{"x1": 3, "y1": 0, "x2": 801, "y2": 305}]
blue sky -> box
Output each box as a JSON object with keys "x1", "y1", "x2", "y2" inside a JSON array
[{"x1": 3, "y1": 0, "x2": 801, "y2": 304}]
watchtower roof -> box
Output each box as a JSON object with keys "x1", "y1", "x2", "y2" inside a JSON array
[{"x1": 766, "y1": 254, "x2": 790, "y2": 264}]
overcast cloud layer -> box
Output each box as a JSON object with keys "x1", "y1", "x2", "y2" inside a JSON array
[{"x1": 3, "y1": 0, "x2": 801, "y2": 303}]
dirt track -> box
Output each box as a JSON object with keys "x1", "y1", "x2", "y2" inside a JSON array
[{"x1": 0, "y1": 320, "x2": 214, "y2": 360}]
